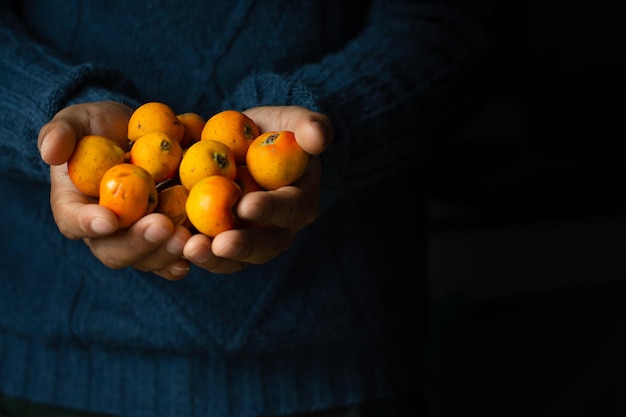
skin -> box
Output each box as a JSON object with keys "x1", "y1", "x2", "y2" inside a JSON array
[{"x1": 38, "y1": 101, "x2": 333, "y2": 280}]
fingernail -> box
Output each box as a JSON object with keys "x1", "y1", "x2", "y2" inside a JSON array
[
  {"x1": 170, "y1": 265, "x2": 190, "y2": 277},
  {"x1": 189, "y1": 247, "x2": 211, "y2": 263},
  {"x1": 240, "y1": 202, "x2": 265, "y2": 221},
  {"x1": 166, "y1": 236, "x2": 185, "y2": 255},
  {"x1": 218, "y1": 241, "x2": 244, "y2": 259},
  {"x1": 144, "y1": 223, "x2": 170, "y2": 243},
  {"x1": 91, "y1": 217, "x2": 115, "y2": 235},
  {"x1": 39, "y1": 136, "x2": 50, "y2": 158}
]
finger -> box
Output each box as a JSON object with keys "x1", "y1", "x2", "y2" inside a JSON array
[
  {"x1": 293, "y1": 112, "x2": 334, "y2": 156},
  {"x1": 243, "y1": 106, "x2": 333, "y2": 155},
  {"x1": 38, "y1": 119, "x2": 82, "y2": 165},
  {"x1": 132, "y1": 225, "x2": 192, "y2": 273},
  {"x1": 50, "y1": 164, "x2": 120, "y2": 239},
  {"x1": 38, "y1": 102, "x2": 133, "y2": 165},
  {"x1": 86, "y1": 213, "x2": 174, "y2": 269},
  {"x1": 183, "y1": 233, "x2": 248, "y2": 274},
  {"x1": 211, "y1": 226, "x2": 292, "y2": 264},
  {"x1": 152, "y1": 258, "x2": 192, "y2": 281},
  {"x1": 236, "y1": 157, "x2": 321, "y2": 229}
]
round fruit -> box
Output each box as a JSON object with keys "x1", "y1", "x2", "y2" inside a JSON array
[
  {"x1": 99, "y1": 163, "x2": 158, "y2": 228},
  {"x1": 234, "y1": 164, "x2": 265, "y2": 194},
  {"x1": 201, "y1": 109, "x2": 260, "y2": 165},
  {"x1": 127, "y1": 101, "x2": 185, "y2": 143},
  {"x1": 154, "y1": 184, "x2": 190, "y2": 227},
  {"x1": 245, "y1": 130, "x2": 310, "y2": 190},
  {"x1": 67, "y1": 134, "x2": 127, "y2": 198},
  {"x1": 178, "y1": 139, "x2": 236, "y2": 190},
  {"x1": 129, "y1": 131, "x2": 183, "y2": 184},
  {"x1": 177, "y1": 112, "x2": 205, "y2": 149},
  {"x1": 186, "y1": 175, "x2": 242, "y2": 237}
]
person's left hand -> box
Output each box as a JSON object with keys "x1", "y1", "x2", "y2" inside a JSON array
[{"x1": 182, "y1": 105, "x2": 334, "y2": 274}]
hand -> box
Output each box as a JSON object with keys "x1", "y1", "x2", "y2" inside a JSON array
[
  {"x1": 182, "y1": 105, "x2": 333, "y2": 274},
  {"x1": 39, "y1": 101, "x2": 191, "y2": 281}
]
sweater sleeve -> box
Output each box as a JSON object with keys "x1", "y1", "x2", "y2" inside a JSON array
[
  {"x1": 223, "y1": 0, "x2": 509, "y2": 211},
  {"x1": 0, "y1": 3, "x2": 140, "y2": 184}
]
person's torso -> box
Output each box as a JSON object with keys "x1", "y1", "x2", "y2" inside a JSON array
[{"x1": 16, "y1": 0, "x2": 366, "y2": 114}]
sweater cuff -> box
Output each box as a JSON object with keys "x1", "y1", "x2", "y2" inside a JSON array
[
  {"x1": 224, "y1": 73, "x2": 322, "y2": 112},
  {"x1": 8, "y1": 64, "x2": 140, "y2": 183},
  {"x1": 38, "y1": 63, "x2": 140, "y2": 118},
  {"x1": 66, "y1": 85, "x2": 141, "y2": 110}
]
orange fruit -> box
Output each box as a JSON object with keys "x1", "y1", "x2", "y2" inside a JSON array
[
  {"x1": 186, "y1": 175, "x2": 242, "y2": 237},
  {"x1": 201, "y1": 109, "x2": 260, "y2": 165},
  {"x1": 129, "y1": 131, "x2": 183, "y2": 184},
  {"x1": 177, "y1": 112, "x2": 205, "y2": 149},
  {"x1": 99, "y1": 163, "x2": 158, "y2": 228},
  {"x1": 234, "y1": 165, "x2": 265, "y2": 194},
  {"x1": 154, "y1": 184, "x2": 190, "y2": 227},
  {"x1": 67, "y1": 134, "x2": 127, "y2": 198},
  {"x1": 245, "y1": 131, "x2": 310, "y2": 190},
  {"x1": 178, "y1": 139, "x2": 237, "y2": 191},
  {"x1": 127, "y1": 101, "x2": 185, "y2": 143}
]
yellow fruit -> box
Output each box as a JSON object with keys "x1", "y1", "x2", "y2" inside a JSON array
[
  {"x1": 186, "y1": 175, "x2": 242, "y2": 237},
  {"x1": 245, "y1": 131, "x2": 310, "y2": 190},
  {"x1": 178, "y1": 139, "x2": 236, "y2": 190},
  {"x1": 127, "y1": 101, "x2": 185, "y2": 143},
  {"x1": 67, "y1": 135, "x2": 127, "y2": 198},
  {"x1": 129, "y1": 131, "x2": 183, "y2": 184},
  {"x1": 201, "y1": 109, "x2": 260, "y2": 165},
  {"x1": 177, "y1": 112, "x2": 205, "y2": 149},
  {"x1": 98, "y1": 163, "x2": 158, "y2": 228},
  {"x1": 155, "y1": 184, "x2": 190, "y2": 227}
]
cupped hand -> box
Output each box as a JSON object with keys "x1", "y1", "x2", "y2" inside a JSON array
[
  {"x1": 182, "y1": 105, "x2": 333, "y2": 273},
  {"x1": 39, "y1": 101, "x2": 191, "y2": 281},
  {"x1": 40, "y1": 103, "x2": 333, "y2": 278}
]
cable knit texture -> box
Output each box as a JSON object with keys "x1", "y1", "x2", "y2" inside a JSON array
[{"x1": 0, "y1": 1, "x2": 505, "y2": 416}]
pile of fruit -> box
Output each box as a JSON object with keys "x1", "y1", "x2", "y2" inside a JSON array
[{"x1": 67, "y1": 102, "x2": 310, "y2": 237}]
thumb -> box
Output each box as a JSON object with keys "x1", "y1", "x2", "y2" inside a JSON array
[
  {"x1": 38, "y1": 120, "x2": 81, "y2": 166},
  {"x1": 293, "y1": 112, "x2": 333, "y2": 156}
]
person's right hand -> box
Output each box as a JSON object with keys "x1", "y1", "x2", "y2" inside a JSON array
[{"x1": 38, "y1": 101, "x2": 192, "y2": 281}]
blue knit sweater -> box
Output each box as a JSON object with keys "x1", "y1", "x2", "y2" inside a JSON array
[{"x1": 0, "y1": 1, "x2": 504, "y2": 416}]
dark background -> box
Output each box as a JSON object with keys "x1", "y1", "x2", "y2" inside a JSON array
[{"x1": 425, "y1": 2, "x2": 626, "y2": 416}]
